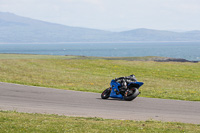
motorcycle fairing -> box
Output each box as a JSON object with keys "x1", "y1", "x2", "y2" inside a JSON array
[
  {"x1": 109, "y1": 80, "x2": 123, "y2": 99},
  {"x1": 128, "y1": 82, "x2": 144, "y2": 89}
]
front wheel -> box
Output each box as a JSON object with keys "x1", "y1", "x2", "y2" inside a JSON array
[
  {"x1": 124, "y1": 88, "x2": 140, "y2": 101},
  {"x1": 101, "y1": 88, "x2": 111, "y2": 99}
]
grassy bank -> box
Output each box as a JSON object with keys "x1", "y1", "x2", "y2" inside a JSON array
[
  {"x1": 0, "y1": 111, "x2": 200, "y2": 133},
  {"x1": 0, "y1": 54, "x2": 200, "y2": 101}
]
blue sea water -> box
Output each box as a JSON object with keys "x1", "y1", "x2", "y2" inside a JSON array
[{"x1": 0, "y1": 42, "x2": 200, "y2": 61}]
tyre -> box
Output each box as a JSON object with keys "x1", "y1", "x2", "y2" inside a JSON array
[
  {"x1": 101, "y1": 88, "x2": 111, "y2": 99},
  {"x1": 124, "y1": 88, "x2": 140, "y2": 101}
]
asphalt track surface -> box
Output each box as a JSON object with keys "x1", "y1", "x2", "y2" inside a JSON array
[{"x1": 0, "y1": 82, "x2": 200, "y2": 124}]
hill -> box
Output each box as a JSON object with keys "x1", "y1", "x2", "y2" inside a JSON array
[
  {"x1": 119, "y1": 28, "x2": 200, "y2": 41},
  {"x1": 0, "y1": 12, "x2": 115, "y2": 43},
  {"x1": 1, "y1": 12, "x2": 200, "y2": 43}
]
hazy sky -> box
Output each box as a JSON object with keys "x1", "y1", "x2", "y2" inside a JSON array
[{"x1": 0, "y1": 0, "x2": 200, "y2": 31}]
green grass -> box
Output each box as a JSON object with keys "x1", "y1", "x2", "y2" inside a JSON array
[
  {"x1": 0, "y1": 54, "x2": 200, "y2": 101},
  {"x1": 0, "y1": 111, "x2": 200, "y2": 133}
]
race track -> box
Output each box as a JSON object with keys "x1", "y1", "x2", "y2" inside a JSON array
[{"x1": 0, "y1": 82, "x2": 200, "y2": 124}]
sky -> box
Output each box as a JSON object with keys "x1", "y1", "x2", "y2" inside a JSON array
[{"x1": 0, "y1": 0, "x2": 200, "y2": 31}]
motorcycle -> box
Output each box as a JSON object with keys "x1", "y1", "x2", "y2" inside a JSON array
[{"x1": 101, "y1": 75, "x2": 143, "y2": 101}]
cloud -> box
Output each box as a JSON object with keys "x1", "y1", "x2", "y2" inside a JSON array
[{"x1": 83, "y1": 0, "x2": 102, "y2": 5}]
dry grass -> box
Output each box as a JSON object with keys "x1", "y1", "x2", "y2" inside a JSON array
[{"x1": 1, "y1": 111, "x2": 200, "y2": 133}]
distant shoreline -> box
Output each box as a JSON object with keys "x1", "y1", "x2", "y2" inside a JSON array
[
  {"x1": 0, "y1": 53, "x2": 198, "y2": 63},
  {"x1": 0, "y1": 42, "x2": 199, "y2": 61},
  {"x1": 1, "y1": 41, "x2": 200, "y2": 45}
]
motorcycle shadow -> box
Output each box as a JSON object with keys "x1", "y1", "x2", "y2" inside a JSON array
[{"x1": 96, "y1": 98, "x2": 125, "y2": 101}]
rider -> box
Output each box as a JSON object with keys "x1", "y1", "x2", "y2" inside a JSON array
[
  {"x1": 115, "y1": 74, "x2": 137, "y2": 83},
  {"x1": 126, "y1": 74, "x2": 137, "y2": 83},
  {"x1": 115, "y1": 74, "x2": 137, "y2": 91}
]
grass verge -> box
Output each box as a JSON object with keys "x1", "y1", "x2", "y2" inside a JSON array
[
  {"x1": 0, "y1": 54, "x2": 200, "y2": 101},
  {"x1": 0, "y1": 111, "x2": 200, "y2": 133}
]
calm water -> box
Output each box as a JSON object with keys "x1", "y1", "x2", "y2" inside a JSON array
[{"x1": 0, "y1": 42, "x2": 200, "y2": 61}]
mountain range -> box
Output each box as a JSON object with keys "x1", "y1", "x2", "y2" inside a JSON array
[{"x1": 1, "y1": 12, "x2": 200, "y2": 43}]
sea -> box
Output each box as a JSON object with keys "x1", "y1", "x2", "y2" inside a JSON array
[{"x1": 0, "y1": 42, "x2": 200, "y2": 61}]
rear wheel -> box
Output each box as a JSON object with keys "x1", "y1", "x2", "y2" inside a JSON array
[
  {"x1": 124, "y1": 88, "x2": 140, "y2": 101},
  {"x1": 101, "y1": 88, "x2": 111, "y2": 99}
]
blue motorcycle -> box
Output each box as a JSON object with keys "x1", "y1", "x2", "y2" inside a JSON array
[{"x1": 101, "y1": 75, "x2": 143, "y2": 101}]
